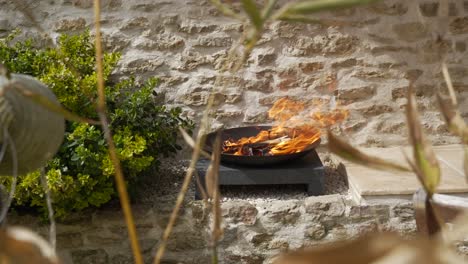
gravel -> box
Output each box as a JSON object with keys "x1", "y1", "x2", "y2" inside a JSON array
[{"x1": 134, "y1": 151, "x2": 349, "y2": 203}]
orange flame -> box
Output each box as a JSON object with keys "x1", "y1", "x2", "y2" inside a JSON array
[{"x1": 223, "y1": 98, "x2": 348, "y2": 156}]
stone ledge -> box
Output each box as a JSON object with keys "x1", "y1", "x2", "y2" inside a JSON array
[{"x1": 338, "y1": 144, "x2": 468, "y2": 204}]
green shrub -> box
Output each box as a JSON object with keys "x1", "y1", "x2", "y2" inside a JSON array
[{"x1": 0, "y1": 30, "x2": 193, "y2": 218}]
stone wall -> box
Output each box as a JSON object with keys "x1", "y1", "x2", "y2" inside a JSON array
[
  {"x1": 1, "y1": 0, "x2": 467, "y2": 146},
  {"x1": 9, "y1": 194, "x2": 416, "y2": 264}
]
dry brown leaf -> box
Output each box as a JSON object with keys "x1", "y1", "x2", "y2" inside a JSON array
[
  {"x1": 0, "y1": 227, "x2": 59, "y2": 264},
  {"x1": 205, "y1": 131, "x2": 222, "y2": 199},
  {"x1": 274, "y1": 232, "x2": 401, "y2": 264},
  {"x1": 274, "y1": 232, "x2": 463, "y2": 264},
  {"x1": 327, "y1": 131, "x2": 411, "y2": 172},
  {"x1": 437, "y1": 93, "x2": 468, "y2": 145},
  {"x1": 406, "y1": 85, "x2": 440, "y2": 195},
  {"x1": 465, "y1": 147, "x2": 468, "y2": 183}
]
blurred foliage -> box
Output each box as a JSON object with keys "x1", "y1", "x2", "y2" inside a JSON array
[{"x1": 0, "y1": 30, "x2": 193, "y2": 219}]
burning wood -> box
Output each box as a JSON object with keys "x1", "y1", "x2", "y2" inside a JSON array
[{"x1": 222, "y1": 98, "x2": 348, "y2": 156}]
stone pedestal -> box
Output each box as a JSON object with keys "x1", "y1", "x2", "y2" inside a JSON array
[{"x1": 195, "y1": 150, "x2": 325, "y2": 199}]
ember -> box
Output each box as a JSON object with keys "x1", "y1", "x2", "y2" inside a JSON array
[{"x1": 223, "y1": 98, "x2": 348, "y2": 156}]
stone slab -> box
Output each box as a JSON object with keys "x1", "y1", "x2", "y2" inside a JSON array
[{"x1": 340, "y1": 144, "x2": 467, "y2": 200}]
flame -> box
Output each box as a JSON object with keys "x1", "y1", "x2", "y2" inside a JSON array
[{"x1": 223, "y1": 98, "x2": 348, "y2": 156}]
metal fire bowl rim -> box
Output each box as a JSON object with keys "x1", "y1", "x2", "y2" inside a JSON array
[{"x1": 203, "y1": 125, "x2": 321, "y2": 166}]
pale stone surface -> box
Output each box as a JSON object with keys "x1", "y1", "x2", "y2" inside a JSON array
[
  {"x1": 342, "y1": 144, "x2": 468, "y2": 199},
  {"x1": 2, "y1": 0, "x2": 468, "y2": 146},
  {"x1": 8, "y1": 193, "x2": 417, "y2": 264}
]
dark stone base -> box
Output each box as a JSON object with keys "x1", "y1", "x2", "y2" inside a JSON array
[{"x1": 195, "y1": 150, "x2": 325, "y2": 199}]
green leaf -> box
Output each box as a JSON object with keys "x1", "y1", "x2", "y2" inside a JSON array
[
  {"x1": 327, "y1": 131, "x2": 411, "y2": 172},
  {"x1": 437, "y1": 93, "x2": 468, "y2": 144},
  {"x1": 242, "y1": 0, "x2": 263, "y2": 30},
  {"x1": 210, "y1": 0, "x2": 244, "y2": 20},
  {"x1": 261, "y1": 0, "x2": 279, "y2": 20},
  {"x1": 406, "y1": 85, "x2": 440, "y2": 195},
  {"x1": 284, "y1": 0, "x2": 381, "y2": 15}
]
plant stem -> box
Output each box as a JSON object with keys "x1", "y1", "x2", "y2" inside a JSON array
[
  {"x1": 93, "y1": 1, "x2": 143, "y2": 264},
  {"x1": 40, "y1": 168, "x2": 56, "y2": 251}
]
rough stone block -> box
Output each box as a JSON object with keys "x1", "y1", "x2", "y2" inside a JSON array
[
  {"x1": 120, "y1": 17, "x2": 149, "y2": 30},
  {"x1": 178, "y1": 21, "x2": 218, "y2": 34},
  {"x1": 54, "y1": 18, "x2": 86, "y2": 32},
  {"x1": 305, "y1": 194, "x2": 345, "y2": 217},
  {"x1": 337, "y1": 85, "x2": 376, "y2": 101},
  {"x1": 391, "y1": 203, "x2": 414, "y2": 222},
  {"x1": 419, "y1": 2, "x2": 439, "y2": 17},
  {"x1": 299, "y1": 62, "x2": 324, "y2": 73},
  {"x1": 393, "y1": 22, "x2": 428, "y2": 42},
  {"x1": 56, "y1": 232, "x2": 84, "y2": 249},
  {"x1": 195, "y1": 35, "x2": 232, "y2": 47},
  {"x1": 450, "y1": 17, "x2": 468, "y2": 34},
  {"x1": 305, "y1": 223, "x2": 327, "y2": 240},
  {"x1": 222, "y1": 201, "x2": 258, "y2": 225},
  {"x1": 369, "y1": 2, "x2": 408, "y2": 15},
  {"x1": 71, "y1": 249, "x2": 109, "y2": 264}
]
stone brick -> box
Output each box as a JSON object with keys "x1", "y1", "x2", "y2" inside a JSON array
[
  {"x1": 179, "y1": 21, "x2": 218, "y2": 34},
  {"x1": 450, "y1": 17, "x2": 468, "y2": 34},
  {"x1": 54, "y1": 17, "x2": 86, "y2": 32},
  {"x1": 216, "y1": 109, "x2": 243, "y2": 119},
  {"x1": 305, "y1": 194, "x2": 345, "y2": 217},
  {"x1": 245, "y1": 79, "x2": 273, "y2": 92},
  {"x1": 167, "y1": 230, "x2": 207, "y2": 251},
  {"x1": 278, "y1": 78, "x2": 298, "y2": 91},
  {"x1": 177, "y1": 52, "x2": 210, "y2": 71},
  {"x1": 268, "y1": 239, "x2": 289, "y2": 250},
  {"x1": 392, "y1": 203, "x2": 414, "y2": 222},
  {"x1": 351, "y1": 103, "x2": 394, "y2": 117},
  {"x1": 71, "y1": 249, "x2": 109, "y2": 264},
  {"x1": 130, "y1": 2, "x2": 170, "y2": 12},
  {"x1": 393, "y1": 22, "x2": 428, "y2": 42},
  {"x1": 120, "y1": 17, "x2": 149, "y2": 30},
  {"x1": 248, "y1": 232, "x2": 273, "y2": 246},
  {"x1": 350, "y1": 204, "x2": 390, "y2": 223},
  {"x1": 352, "y1": 69, "x2": 398, "y2": 80},
  {"x1": 136, "y1": 34, "x2": 184, "y2": 50},
  {"x1": 87, "y1": 230, "x2": 125, "y2": 245},
  {"x1": 102, "y1": 32, "x2": 130, "y2": 52},
  {"x1": 272, "y1": 21, "x2": 308, "y2": 39},
  {"x1": 305, "y1": 223, "x2": 327, "y2": 240},
  {"x1": 456, "y1": 41, "x2": 466, "y2": 52},
  {"x1": 337, "y1": 86, "x2": 376, "y2": 101},
  {"x1": 331, "y1": 59, "x2": 358, "y2": 69},
  {"x1": 122, "y1": 58, "x2": 164, "y2": 73},
  {"x1": 284, "y1": 33, "x2": 359, "y2": 56},
  {"x1": 111, "y1": 255, "x2": 132, "y2": 264},
  {"x1": 299, "y1": 62, "x2": 324, "y2": 73},
  {"x1": 369, "y1": 2, "x2": 408, "y2": 15},
  {"x1": 267, "y1": 201, "x2": 301, "y2": 225},
  {"x1": 257, "y1": 52, "x2": 277, "y2": 66},
  {"x1": 0, "y1": 19, "x2": 10, "y2": 32},
  {"x1": 181, "y1": 92, "x2": 208, "y2": 106},
  {"x1": 405, "y1": 69, "x2": 424, "y2": 81},
  {"x1": 222, "y1": 201, "x2": 258, "y2": 225},
  {"x1": 449, "y1": 2, "x2": 458, "y2": 16},
  {"x1": 419, "y1": 2, "x2": 439, "y2": 17},
  {"x1": 371, "y1": 46, "x2": 416, "y2": 55},
  {"x1": 194, "y1": 35, "x2": 232, "y2": 47},
  {"x1": 56, "y1": 232, "x2": 84, "y2": 249},
  {"x1": 243, "y1": 109, "x2": 269, "y2": 124},
  {"x1": 226, "y1": 254, "x2": 264, "y2": 264}
]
